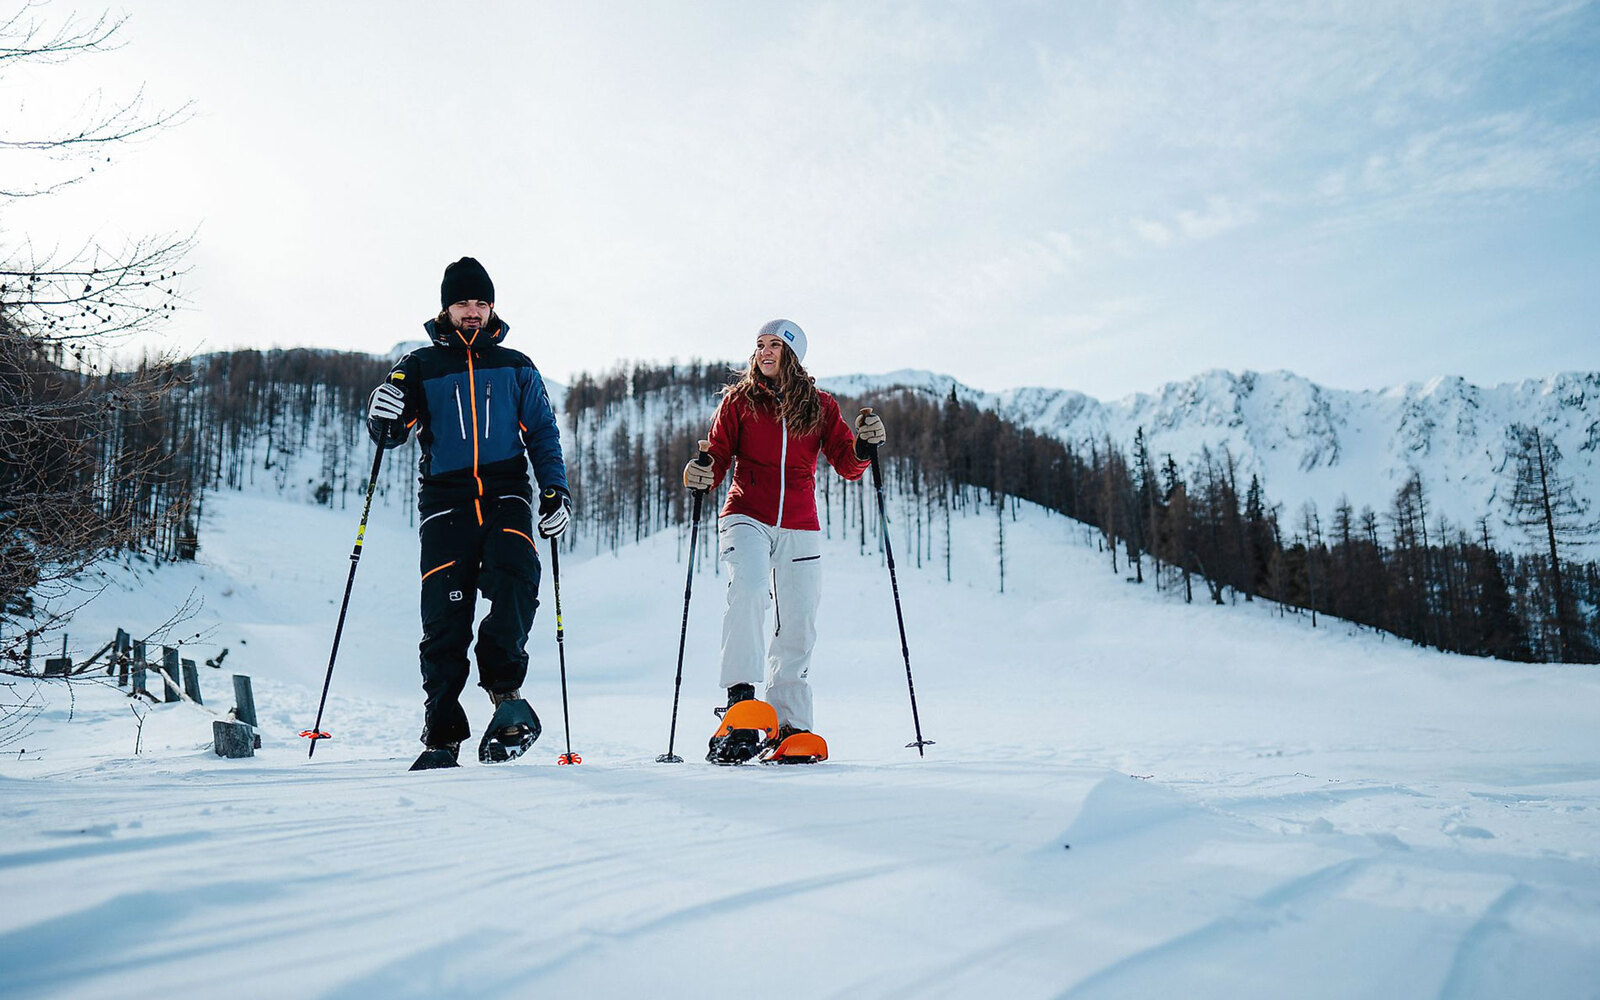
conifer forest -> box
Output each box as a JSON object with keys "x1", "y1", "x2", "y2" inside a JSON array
[{"x1": 4, "y1": 345, "x2": 1594, "y2": 668}]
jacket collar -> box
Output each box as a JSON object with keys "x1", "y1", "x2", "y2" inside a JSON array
[{"x1": 424, "y1": 315, "x2": 509, "y2": 350}]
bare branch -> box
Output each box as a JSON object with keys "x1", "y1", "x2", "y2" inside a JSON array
[
  {"x1": 0, "y1": 174, "x2": 85, "y2": 199},
  {"x1": 0, "y1": 8, "x2": 125, "y2": 67},
  {"x1": 0, "y1": 677, "x2": 45, "y2": 750},
  {"x1": 0, "y1": 88, "x2": 195, "y2": 151},
  {"x1": 1, "y1": 231, "x2": 196, "y2": 345}
]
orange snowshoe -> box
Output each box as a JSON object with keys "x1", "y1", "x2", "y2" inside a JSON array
[
  {"x1": 760, "y1": 730, "x2": 829, "y2": 765},
  {"x1": 707, "y1": 699, "x2": 779, "y2": 765}
]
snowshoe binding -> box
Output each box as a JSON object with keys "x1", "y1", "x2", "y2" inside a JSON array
[
  {"x1": 707, "y1": 698, "x2": 779, "y2": 765},
  {"x1": 410, "y1": 743, "x2": 461, "y2": 771},
  {"x1": 713, "y1": 683, "x2": 756, "y2": 719},
  {"x1": 760, "y1": 727, "x2": 829, "y2": 765},
  {"x1": 478, "y1": 697, "x2": 541, "y2": 764}
]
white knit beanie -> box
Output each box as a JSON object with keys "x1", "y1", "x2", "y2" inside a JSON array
[{"x1": 758, "y1": 319, "x2": 807, "y2": 364}]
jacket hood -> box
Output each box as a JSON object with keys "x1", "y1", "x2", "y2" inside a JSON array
[{"x1": 424, "y1": 315, "x2": 509, "y2": 350}]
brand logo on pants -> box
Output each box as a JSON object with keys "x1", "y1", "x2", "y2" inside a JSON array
[{"x1": 449, "y1": 590, "x2": 463, "y2": 601}]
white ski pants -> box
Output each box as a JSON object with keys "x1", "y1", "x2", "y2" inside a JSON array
[{"x1": 717, "y1": 514, "x2": 824, "y2": 731}]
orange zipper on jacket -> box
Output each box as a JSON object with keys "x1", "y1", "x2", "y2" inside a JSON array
[{"x1": 458, "y1": 328, "x2": 485, "y2": 524}]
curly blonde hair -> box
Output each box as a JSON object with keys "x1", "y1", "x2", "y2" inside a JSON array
[{"x1": 723, "y1": 343, "x2": 822, "y2": 436}]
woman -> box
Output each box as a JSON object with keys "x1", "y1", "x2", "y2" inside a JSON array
[{"x1": 683, "y1": 319, "x2": 886, "y2": 762}]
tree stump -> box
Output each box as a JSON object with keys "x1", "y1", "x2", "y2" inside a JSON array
[{"x1": 212, "y1": 720, "x2": 255, "y2": 758}]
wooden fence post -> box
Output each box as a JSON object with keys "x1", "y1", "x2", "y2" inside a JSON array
[
  {"x1": 131, "y1": 640, "x2": 148, "y2": 697},
  {"x1": 232, "y1": 675, "x2": 258, "y2": 728},
  {"x1": 181, "y1": 659, "x2": 202, "y2": 704},
  {"x1": 41, "y1": 633, "x2": 70, "y2": 676},
  {"x1": 115, "y1": 629, "x2": 131, "y2": 687},
  {"x1": 162, "y1": 647, "x2": 182, "y2": 703}
]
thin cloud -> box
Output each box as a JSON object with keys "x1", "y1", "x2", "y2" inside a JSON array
[{"x1": 17, "y1": 0, "x2": 1597, "y2": 398}]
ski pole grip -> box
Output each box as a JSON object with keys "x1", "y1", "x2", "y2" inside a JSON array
[
  {"x1": 858, "y1": 406, "x2": 881, "y2": 458},
  {"x1": 684, "y1": 439, "x2": 714, "y2": 496},
  {"x1": 382, "y1": 371, "x2": 406, "y2": 438}
]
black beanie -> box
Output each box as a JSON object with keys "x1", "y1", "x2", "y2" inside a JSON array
[{"x1": 440, "y1": 257, "x2": 495, "y2": 308}]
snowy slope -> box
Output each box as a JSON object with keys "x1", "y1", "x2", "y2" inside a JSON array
[
  {"x1": 822, "y1": 368, "x2": 1600, "y2": 541},
  {"x1": 3, "y1": 484, "x2": 1599, "y2": 998}
]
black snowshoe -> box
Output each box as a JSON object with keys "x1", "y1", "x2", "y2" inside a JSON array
[
  {"x1": 410, "y1": 744, "x2": 461, "y2": 771},
  {"x1": 478, "y1": 697, "x2": 541, "y2": 764}
]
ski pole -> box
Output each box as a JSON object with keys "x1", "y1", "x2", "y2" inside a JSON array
[
  {"x1": 303, "y1": 421, "x2": 390, "y2": 758},
  {"x1": 547, "y1": 495, "x2": 581, "y2": 765},
  {"x1": 863, "y1": 408, "x2": 933, "y2": 756},
  {"x1": 658, "y1": 440, "x2": 712, "y2": 763}
]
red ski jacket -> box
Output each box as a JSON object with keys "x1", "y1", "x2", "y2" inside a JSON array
[{"x1": 705, "y1": 389, "x2": 868, "y2": 531}]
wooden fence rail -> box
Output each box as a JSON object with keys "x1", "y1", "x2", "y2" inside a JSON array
[{"x1": 39, "y1": 625, "x2": 264, "y2": 758}]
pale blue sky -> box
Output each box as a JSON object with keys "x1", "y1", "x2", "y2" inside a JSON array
[{"x1": 5, "y1": 0, "x2": 1598, "y2": 398}]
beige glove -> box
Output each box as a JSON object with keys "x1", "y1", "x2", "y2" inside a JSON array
[
  {"x1": 855, "y1": 408, "x2": 886, "y2": 447},
  {"x1": 682, "y1": 440, "x2": 714, "y2": 491}
]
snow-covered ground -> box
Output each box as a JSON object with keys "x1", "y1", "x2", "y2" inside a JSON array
[{"x1": 3, "y1": 487, "x2": 1599, "y2": 999}]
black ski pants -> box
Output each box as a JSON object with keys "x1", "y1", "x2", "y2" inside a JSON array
[{"x1": 417, "y1": 496, "x2": 540, "y2": 746}]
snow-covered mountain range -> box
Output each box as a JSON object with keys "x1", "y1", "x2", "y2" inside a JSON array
[{"x1": 823, "y1": 369, "x2": 1600, "y2": 543}]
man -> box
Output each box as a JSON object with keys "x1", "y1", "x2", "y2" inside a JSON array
[{"x1": 367, "y1": 256, "x2": 571, "y2": 771}]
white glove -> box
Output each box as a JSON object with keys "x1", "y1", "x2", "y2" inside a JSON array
[
  {"x1": 682, "y1": 457, "x2": 714, "y2": 492},
  {"x1": 854, "y1": 409, "x2": 886, "y2": 447},
  {"x1": 537, "y1": 489, "x2": 571, "y2": 539},
  {"x1": 369, "y1": 382, "x2": 405, "y2": 422}
]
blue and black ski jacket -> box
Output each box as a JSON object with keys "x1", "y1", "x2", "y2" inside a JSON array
[{"x1": 367, "y1": 315, "x2": 567, "y2": 518}]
